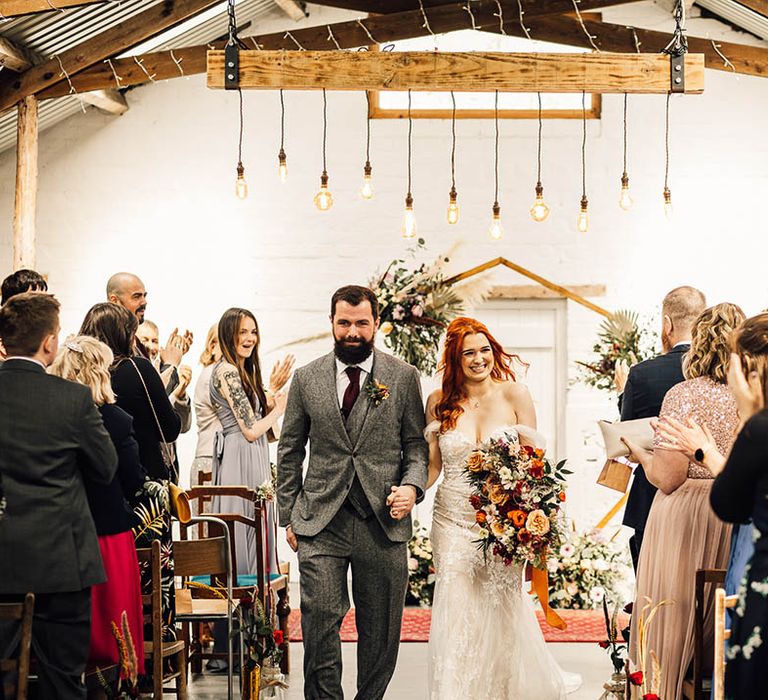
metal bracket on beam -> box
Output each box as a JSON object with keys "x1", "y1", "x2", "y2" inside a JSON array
[
  {"x1": 670, "y1": 53, "x2": 685, "y2": 93},
  {"x1": 224, "y1": 43, "x2": 239, "y2": 90}
]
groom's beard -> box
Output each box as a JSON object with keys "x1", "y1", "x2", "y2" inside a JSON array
[{"x1": 334, "y1": 336, "x2": 374, "y2": 365}]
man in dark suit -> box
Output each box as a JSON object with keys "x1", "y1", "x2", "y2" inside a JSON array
[
  {"x1": 619, "y1": 286, "x2": 706, "y2": 571},
  {"x1": 0, "y1": 293, "x2": 118, "y2": 700}
]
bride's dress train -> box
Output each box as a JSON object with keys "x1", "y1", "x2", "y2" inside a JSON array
[{"x1": 427, "y1": 423, "x2": 582, "y2": 699}]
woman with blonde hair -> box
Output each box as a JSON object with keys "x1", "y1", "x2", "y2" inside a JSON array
[
  {"x1": 655, "y1": 313, "x2": 768, "y2": 698},
  {"x1": 623, "y1": 303, "x2": 745, "y2": 700},
  {"x1": 49, "y1": 335, "x2": 145, "y2": 671},
  {"x1": 189, "y1": 325, "x2": 222, "y2": 495}
]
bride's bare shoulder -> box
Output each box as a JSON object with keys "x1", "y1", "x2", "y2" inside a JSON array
[
  {"x1": 501, "y1": 380, "x2": 533, "y2": 404},
  {"x1": 426, "y1": 389, "x2": 442, "y2": 410}
]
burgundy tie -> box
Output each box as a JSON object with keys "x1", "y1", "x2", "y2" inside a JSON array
[{"x1": 341, "y1": 366, "x2": 361, "y2": 421}]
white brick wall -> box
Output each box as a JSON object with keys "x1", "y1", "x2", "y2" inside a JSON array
[{"x1": 0, "y1": 3, "x2": 766, "y2": 555}]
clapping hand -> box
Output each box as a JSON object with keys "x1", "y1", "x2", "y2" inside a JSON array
[
  {"x1": 728, "y1": 352, "x2": 764, "y2": 423},
  {"x1": 653, "y1": 416, "x2": 714, "y2": 462},
  {"x1": 386, "y1": 485, "x2": 417, "y2": 520},
  {"x1": 269, "y1": 355, "x2": 296, "y2": 394},
  {"x1": 174, "y1": 365, "x2": 192, "y2": 400},
  {"x1": 614, "y1": 358, "x2": 630, "y2": 394},
  {"x1": 160, "y1": 328, "x2": 192, "y2": 367}
]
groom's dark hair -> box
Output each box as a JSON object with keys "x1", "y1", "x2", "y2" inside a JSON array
[{"x1": 331, "y1": 285, "x2": 379, "y2": 320}]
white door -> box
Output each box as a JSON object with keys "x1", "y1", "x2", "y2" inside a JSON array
[{"x1": 474, "y1": 299, "x2": 568, "y2": 460}]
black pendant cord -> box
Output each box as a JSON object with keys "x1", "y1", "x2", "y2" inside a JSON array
[
  {"x1": 322, "y1": 88, "x2": 328, "y2": 173},
  {"x1": 622, "y1": 93, "x2": 628, "y2": 176},
  {"x1": 407, "y1": 89, "x2": 413, "y2": 198},
  {"x1": 237, "y1": 87, "x2": 244, "y2": 168},
  {"x1": 450, "y1": 91, "x2": 457, "y2": 191},
  {"x1": 536, "y1": 92, "x2": 543, "y2": 185},
  {"x1": 365, "y1": 91, "x2": 372, "y2": 164},
  {"x1": 279, "y1": 89, "x2": 286, "y2": 152},
  {"x1": 663, "y1": 92, "x2": 671, "y2": 191},
  {"x1": 580, "y1": 90, "x2": 587, "y2": 199},
  {"x1": 493, "y1": 89, "x2": 499, "y2": 206}
]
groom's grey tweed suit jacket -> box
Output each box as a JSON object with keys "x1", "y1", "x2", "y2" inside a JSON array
[{"x1": 277, "y1": 349, "x2": 428, "y2": 543}]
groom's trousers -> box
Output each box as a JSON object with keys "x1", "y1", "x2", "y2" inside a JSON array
[{"x1": 297, "y1": 504, "x2": 408, "y2": 700}]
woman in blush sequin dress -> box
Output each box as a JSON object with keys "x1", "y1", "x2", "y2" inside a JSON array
[{"x1": 623, "y1": 303, "x2": 745, "y2": 700}]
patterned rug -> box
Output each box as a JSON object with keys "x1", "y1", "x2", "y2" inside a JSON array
[{"x1": 287, "y1": 608, "x2": 628, "y2": 643}]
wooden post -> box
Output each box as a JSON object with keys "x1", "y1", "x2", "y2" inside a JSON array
[{"x1": 13, "y1": 95, "x2": 38, "y2": 271}]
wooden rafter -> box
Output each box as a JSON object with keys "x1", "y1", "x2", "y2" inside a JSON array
[
  {"x1": 0, "y1": 37, "x2": 32, "y2": 72},
  {"x1": 0, "y1": 0, "x2": 222, "y2": 114},
  {"x1": 207, "y1": 50, "x2": 705, "y2": 93},
  {"x1": 273, "y1": 0, "x2": 306, "y2": 21},
  {"x1": 308, "y1": 0, "x2": 642, "y2": 13},
  {"x1": 494, "y1": 13, "x2": 768, "y2": 78},
  {"x1": 0, "y1": 0, "x2": 104, "y2": 17},
  {"x1": 35, "y1": 0, "x2": 687, "y2": 98},
  {"x1": 13, "y1": 95, "x2": 37, "y2": 271}
]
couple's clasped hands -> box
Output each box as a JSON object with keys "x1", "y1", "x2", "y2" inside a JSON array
[{"x1": 386, "y1": 485, "x2": 417, "y2": 521}]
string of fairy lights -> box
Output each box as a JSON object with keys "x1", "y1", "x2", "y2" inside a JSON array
[{"x1": 228, "y1": 0, "x2": 689, "y2": 239}]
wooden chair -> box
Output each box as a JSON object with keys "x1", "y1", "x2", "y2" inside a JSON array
[
  {"x1": 682, "y1": 568, "x2": 726, "y2": 700},
  {"x1": 174, "y1": 515, "x2": 237, "y2": 699},
  {"x1": 0, "y1": 592, "x2": 34, "y2": 700},
  {"x1": 713, "y1": 587, "x2": 739, "y2": 700},
  {"x1": 135, "y1": 540, "x2": 188, "y2": 699},
  {"x1": 184, "y1": 486, "x2": 291, "y2": 674}
]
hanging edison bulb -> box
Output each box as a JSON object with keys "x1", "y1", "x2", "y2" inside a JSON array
[
  {"x1": 489, "y1": 202, "x2": 503, "y2": 240},
  {"x1": 577, "y1": 195, "x2": 589, "y2": 233},
  {"x1": 402, "y1": 193, "x2": 417, "y2": 238},
  {"x1": 619, "y1": 172, "x2": 633, "y2": 211},
  {"x1": 360, "y1": 161, "x2": 374, "y2": 200},
  {"x1": 447, "y1": 187, "x2": 459, "y2": 225},
  {"x1": 235, "y1": 162, "x2": 248, "y2": 200},
  {"x1": 529, "y1": 182, "x2": 550, "y2": 223},
  {"x1": 278, "y1": 148, "x2": 288, "y2": 183},
  {"x1": 314, "y1": 171, "x2": 333, "y2": 211},
  {"x1": 663, "y1": 186, "x2": 673, "y2": 218}
]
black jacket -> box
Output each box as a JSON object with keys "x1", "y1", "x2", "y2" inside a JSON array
[
  {"x1": 621, "y1": 345, "x2": 689, "y2": 532},
  {"x1": 83, "y1": 404, "x2": 147, "y2": 536},
  {"x1": 111, "y1": 356, "x2": 181, "y2": 480},
  {"x1": 0, "y1": 359, "x2": 118, "y2": 594}
]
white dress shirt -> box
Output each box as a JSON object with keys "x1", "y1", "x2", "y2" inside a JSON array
[
  {"x1": 335, "y1": 354, "x2": 374, "y2": 407},
  {"x1": 4, "y1": 356, "x2": 46, "y2": 370}
]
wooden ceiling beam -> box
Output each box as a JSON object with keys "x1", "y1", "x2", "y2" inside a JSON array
[
  {"x1": 0, "y1": 36, "x2": 33, "y2": 72},
  {"x1": 490, "y1": 13, "x2": 768, "y2": 78},
  {"x1": 0, "y1": 0, "x2": 105, "y2": 18},
  {"x1": 273, "y1": 0, "x2": 306, "y2": 21},
  {"x1": 80, "y1": 88, "x2": 129, "y2": 114},
  {"x1": 207, "y1": 49, "x2": 705, "y2": 93},
  {"x1": 306, "y1": 0, "x2": 641, "y2": 14},
  {"x1": 36, "y1": 0, "x2": 645, "y2": 98},
  {"x1": 0, "y1": 0, "x2": 222, "y2": 114}
]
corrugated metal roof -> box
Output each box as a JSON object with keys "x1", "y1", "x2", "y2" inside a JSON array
[
  {"x1": 0, "y1": 0, "x2": 280, "y2": 153},
  {"x1": 696, "y1": 0, "x2": 768, "y2": 41}
]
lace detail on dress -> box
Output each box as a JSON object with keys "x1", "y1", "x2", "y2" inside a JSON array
[{"x1": 428, "y1": 425, "x2": 571, "y2": 699}]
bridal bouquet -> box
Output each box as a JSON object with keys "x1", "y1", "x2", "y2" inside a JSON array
[{"x1": 464, "y1": 435, "x2": 571, "y2": 570}]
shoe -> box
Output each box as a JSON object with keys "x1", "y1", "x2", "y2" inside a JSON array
[{"x1": 205, "y1": 659, "x2": 228, "y2": 673}]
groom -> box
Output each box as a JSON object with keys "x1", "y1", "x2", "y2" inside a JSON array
[{"x1": 277, "y1": 285, "x2": 428, "y2": 699}]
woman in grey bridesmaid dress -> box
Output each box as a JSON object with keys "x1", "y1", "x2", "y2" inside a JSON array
[{"x1": 210, "y1": 307, "x2": 293, "y2": 577}]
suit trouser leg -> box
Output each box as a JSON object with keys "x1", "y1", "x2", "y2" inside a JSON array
[
  {"x1": 629, "y1": 528, "x2": 644, "y2": 573},
  {"x1": 297, "y1": 508, "x2": 353, "y2": 700},
  {"x1": 30, "y1": 588, "x2": 91, "y2": 700},
  {"x1": 350, "y1": 515, "x2": 408, "y2": 700}
]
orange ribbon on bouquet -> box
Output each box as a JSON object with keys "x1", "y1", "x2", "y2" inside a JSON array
[{"x1": 530, "y1": 561, "x2": 567, "y2": 630}]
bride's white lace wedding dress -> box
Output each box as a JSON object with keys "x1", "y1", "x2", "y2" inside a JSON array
[{"x1": 427, "y1": 423, "x2": 582, "y2": 699}]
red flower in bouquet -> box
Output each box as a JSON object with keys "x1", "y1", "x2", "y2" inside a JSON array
[
  {"x1": 240, "y1": 594, "x2": 253, "y2": 610},
  {"x1": 507, "y1": 510, "x2": 527, "y2": 528},
  {"x1": 598, "y1": 640, "x2": 610, "y2": 649},
  {"x1": 469, "y1": 494, "x2": 482, "y2": 509},
  {"x1": 517, "y1": 529, "x2": 532, "y2": 544},
  {"x1": 628, "y1": 671, "x2": 643, "y2": 686},
  {"x1": 529, "y1": 460, "x2": 545, "y2": 479},
  {"x1": 642, "y1": 695, "x2": 660, "y2": 700},
  {"x1": 273, "y1": 629, "x2": 284, "y2": 646},
  {"x1": 475, "y1": 511, "x2": 487, "y2": 525}
]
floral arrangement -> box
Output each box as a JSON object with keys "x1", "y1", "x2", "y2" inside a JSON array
[
  {"x1": 577, "y1": 310, "x2": 657, "y2": 393},
  {"x1": 464, "y1": 436, "x2": 570, "y2": 569},
  {"x1": 255, "y1": 463, "x2": 278, "y2": 502},
  {"x1": 629, "y1": 597, "x2": 672, "y2": 700},
  {"x1": 546, "y1": 526, "x2": 631, "y2": 610},
  {"x1": 371, "y1": 239, "x2": 489, "y2": 375},
  {"x1": 406, "y1": 521, "x2": 435, "y2": 607},
  {"x1": 599, "y1": 598, "x2": 628, "y2": 674},
  {"x1": 365, "y1": 378, "x2": 390, "y2": 406}
]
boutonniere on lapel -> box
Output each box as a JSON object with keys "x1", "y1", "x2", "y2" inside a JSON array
[{"x1": 365, "y1": 378, "x2": 390, "y2": 406}]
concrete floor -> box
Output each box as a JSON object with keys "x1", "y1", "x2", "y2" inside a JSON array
[{"x1": 187, "y1": 639, "x2": 611, "y2": 699}]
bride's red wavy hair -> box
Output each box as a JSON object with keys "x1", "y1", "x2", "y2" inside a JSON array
[{"x1": 436, "y1": 317, "x2": 527, "y2": 433}]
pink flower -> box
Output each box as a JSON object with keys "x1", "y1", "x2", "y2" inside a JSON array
[{"x1": 411, "y1": 304, "x2": 424, "y2": 317}]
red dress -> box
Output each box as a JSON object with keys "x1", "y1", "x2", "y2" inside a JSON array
[{"x1": 88, "y1": 530, "x2": 146, "y2": 671}]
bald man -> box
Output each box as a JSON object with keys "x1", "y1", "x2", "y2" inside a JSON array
[{"x1": 106, "y1": 272, "x2": 147, "y2": 322}]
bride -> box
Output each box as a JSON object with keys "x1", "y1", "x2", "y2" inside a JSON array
[{"x1": 393, "y1": 317, "x2": 580, "y2": 698}]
